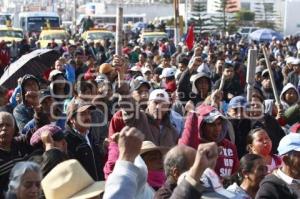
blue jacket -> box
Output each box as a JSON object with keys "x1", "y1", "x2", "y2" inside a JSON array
[{"x1": 13, "y1": 103, "x2": 34, "y2": 131}]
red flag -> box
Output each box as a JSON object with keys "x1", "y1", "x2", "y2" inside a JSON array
[{"x1": 185, "y1": 25, "x2": 194, "y2": 50}]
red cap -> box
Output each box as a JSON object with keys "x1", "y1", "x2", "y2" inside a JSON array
[{"x1": 165, "y1": 81, "x2": 177, "y2": 93}]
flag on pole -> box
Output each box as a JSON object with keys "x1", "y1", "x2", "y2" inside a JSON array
[{"x1": 185, "y1": 24, "x2": 194, "y2": 50}]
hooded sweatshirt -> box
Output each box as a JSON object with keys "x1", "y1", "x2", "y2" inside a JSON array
[
  {"x1": 13, "y1": 75, "x2": 40, "y2": 130},
  {"x1": 179, "y1": 105, "x2": 239, "y2": 178},
  {"x1": 280, "y1": 83, "x2": 300, "y2": 111}
]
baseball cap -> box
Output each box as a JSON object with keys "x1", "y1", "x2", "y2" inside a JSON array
[
  {"x1": 66, "y1": 102, "x2": 95, "y2": 122},
  {"x1": 99, "y1": 63, "x2": 114, "y2": 74},
  {"x1": 48, "y1": 70, "x2": 64, "y2": 81},
  {"x1": 203, "y1": 109, "x2": 226, "y2": 123},
  {"x1": 62, "y1": 52, "x2": 70, "y2": 59},
  {"x1": 228, "y1": 96, "x2": 247, "y2": 109},
  {"x1": 39, "y1": 89, "x2": 52, "y2": 103},
  {"x1": 95, "y1": 74, "x2": 108, "y2": 84},
  {"x1": 130, "y1": 76, "x2": 151, "y2": 91},
  {"x1": 286, "y1": 57, "x2": 295, "y2": 64},
  {"x1": 223, "y1": 61, "x2": 234, "y2": 69},
  {"x1": 141, "y1": 67, "x2": 151, "y2": 74},
  {"x1": 149, "y1": 89, "x2": 170, "y2": 103},
  {"x1": 277, "y1": 133, "x2": 300, "y2": 155},
  {"x1": 255, "y1": 66, "x2": 264, "y2": 74},
  {"x1": 130, "y1": 66, "x2": 141, "y2": 72},
  {"x1": 291, "y1": 58, "x2": 300, "y2": 65},
  {"x1": 159, "y1": 68, "x2": 176, "y2": 79},
  {"x1": 262, "y1": 69, "x2": 269, "y2": 78},
  {"x1": 165, "y1": 81, "x2": 177, "y2": 93},
  {"x1": 30, "y1": 124, "x2": 64, "y2": 147}
]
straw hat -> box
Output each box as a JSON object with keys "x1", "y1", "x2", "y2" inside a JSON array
[
  {"x1": 140, "y1": 141, "x2": 170, "y2": 155},
  {"x1": 42, "y1": 159, "x2": 105, "y2": 199}
]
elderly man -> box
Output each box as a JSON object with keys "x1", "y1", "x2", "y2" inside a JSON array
[
  {"x1": 0, "y1": 112, "x2": 33, "y2": 195},
  {"x1": 154, "y1": 145, "x2": 196, "y2": 199},
  {"x1": 256, "y1": 133, "x2": 300, "y2": 198},
  {"x1": 103, "y1": 126, "x2": 219, "y2": 199},
  {"x1": 104, "y1": 88, "x2": 178, "y2": 179},
  {"x1": 287, "y1": 58, "x2": 300, "y2": 88}
]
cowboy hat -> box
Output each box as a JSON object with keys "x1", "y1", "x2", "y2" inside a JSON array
[
  {"x1": 140, "y1": 141, "x2": 170, "y2": 155},
  {"x1": 42, "y1": 159, "x2": 105, "y2": 199}
]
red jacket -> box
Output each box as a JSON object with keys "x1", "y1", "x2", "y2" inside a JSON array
[
  {"x1": 104, "y1": 109, "x2": 178, "y2": 179},
  {"x1": 0, "y1": 47, "x2": 10, "y2": 68},
  {"x1": 179, "y1": 105, "x2": 239, "y2": 178}
]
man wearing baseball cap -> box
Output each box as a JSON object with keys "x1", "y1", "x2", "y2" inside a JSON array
[
  {"x1": 130, "y1": 76, "x2": 151, "y2": 110},
  {"x1": 287, "y1": 58, "x2": 300, "y2": 88},
  {"x1": 256, "y1": 133, "x2": 300, "y2": 198},
  {"x1": 104, "y1": 89, "x2": 178, "y2": 179},
  {"x1": 64, "y1": 102, "x2": 106, "y2": 181}
]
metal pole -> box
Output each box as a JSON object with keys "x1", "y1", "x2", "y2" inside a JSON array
[
  {"x1": 185, "y1": 0, "x2": 188, "y2": 34},
  {"x1": 116, "y1": 3, "x2": 123, "y2": 56},
  {"x1": 174, "y1": 0, "x2": 179, "y2": 44},
  {"x1": 73, "y1": 0, "x2": 77, "y2": 34}
]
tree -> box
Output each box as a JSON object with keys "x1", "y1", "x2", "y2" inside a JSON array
[
  {"x1": 235, "y1": 9, "x2": 255, "y2": 26},
  {"x1": 189, "y1": 1, "x2": 212, "y2": 35},
  {"x1": 254, "y1": 1, "x2": 277, "y2": 30},
  {"x1": 211, "y1": 0, "x2": 238, "y2": 32}
]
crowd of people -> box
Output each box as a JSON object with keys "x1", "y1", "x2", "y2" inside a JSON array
[{"x1": 0, "y1": 29, "x2": 300, "y2": 199}]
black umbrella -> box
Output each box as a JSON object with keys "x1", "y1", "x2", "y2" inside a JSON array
[{"x1": 0, "y1": 49, "x2": 60, "y2": 89}]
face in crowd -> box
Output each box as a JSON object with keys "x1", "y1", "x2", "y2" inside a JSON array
[
  {"x1": 0, "y1": 113, "x2": 15, "y2": 149},
  {"x1": 147, "y1": 99, "x2": 170, "y2": 120},
  {"x1": 201, "y1": 118, "x2": 223, "y2": 142},
  {"x1": 247, "y1": 128, "x2": 272, "y2": 158}
]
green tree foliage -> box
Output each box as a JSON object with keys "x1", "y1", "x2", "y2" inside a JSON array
[
  {"x1": 211, "y1": 0, "x2": 238, "y2": 32},
  {"x1": 189, "y1": 1, "x2": 212, "y2": 33},
  {"x1": 254, "y1": 2, "x2": 276, "y2": 30}
]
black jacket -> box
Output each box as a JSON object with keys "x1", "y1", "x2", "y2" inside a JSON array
[
  {"x1": 213, "y1": 75, "x2": 243, "y2": 103},
  {"x1": 177, "y1": 69, "x2": 194, "y2": 104},
  {"x1": 287, "y1": 71, "x2": 299, "y2": 88},
  {"x1": 255, "y1": 174, "x2": 299, "y2": 199},
  {"x1": 64, "y1": 125, "x2": 105, "y2": 180},
  {"x1": 228, "y1": 118, "x2": 252, "y2": 159},
  {"x1": 0, "y1": 136, "x2": 33, "y2": 196},
  {"x1": 154, "y1": 179, "x2": 177, "y2": 199}
]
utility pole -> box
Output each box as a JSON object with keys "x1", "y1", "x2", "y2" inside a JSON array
[
  {"x1": 116, "y1": 0, "x2": 123, "y2": 56},
  {"x1": 185, "y1": 0, "x2": 188, "y2": 34},
  {"x1": 174, "y1": 0, "x2": 180, "y2": 44},
  {"x1": 73, "y1": 0, "x2": 77, "y2": 35}
]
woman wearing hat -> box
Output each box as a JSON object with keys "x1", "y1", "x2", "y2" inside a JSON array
[{"x1": 140, "y1": 141, "x2": 170, "y2": 190}]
